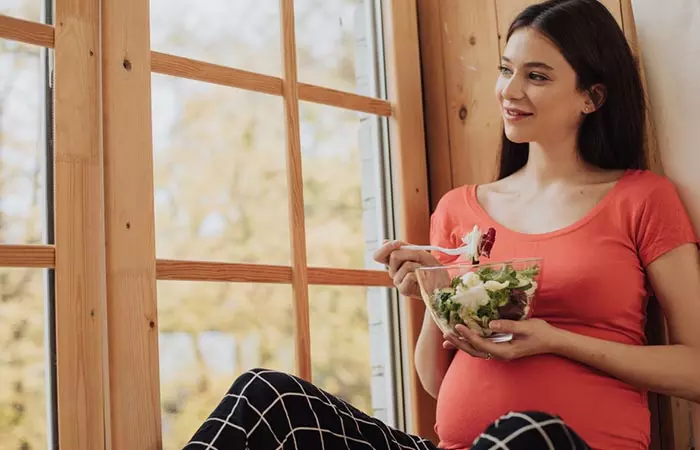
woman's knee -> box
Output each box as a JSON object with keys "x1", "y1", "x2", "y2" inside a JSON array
[
  {"x1": 471, "y1": 411, "x2": 588, "y2": 450},
  {"x1": 229, "y1": 368, "x2": 301, "y2": 398}
]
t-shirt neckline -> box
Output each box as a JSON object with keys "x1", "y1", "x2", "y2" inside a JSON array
[{"x1": 466, "y1": 169, "x2": 633, "y2": 241}]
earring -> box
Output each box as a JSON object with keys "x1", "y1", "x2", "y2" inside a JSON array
[{"x1": 584, "y1": 107, "x2": 591, "y2": 113}]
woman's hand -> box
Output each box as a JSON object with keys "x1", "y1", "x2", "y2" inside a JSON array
[
  {"x1": 372, "y1": 240, "x2": 441, "y2": 298},
  {"x1": 443, "y1": 319, "x2": 560, "y2": 361}
]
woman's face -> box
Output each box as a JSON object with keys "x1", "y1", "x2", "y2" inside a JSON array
[{"x1": 495, "y1": 27, "x2": 591, "y2": 144}]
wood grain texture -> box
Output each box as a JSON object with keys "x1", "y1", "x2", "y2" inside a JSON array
[
  {"x1": 0, "y1": 16, "x2": 390, "y2": 117},
  {"x1": 495, "y1": 0, "x2": 535, "y2": 54},
  {"x1": 619, "y1": 0, "x2": 662, "y2": 175},
  {"x1": 382, "y1": 0, "x2": 434, "y2": 439},
  {"x1": 156, "y1": 259, "x2": 393, "y2": 287},
  {"x1": 101, "y1": 0, "x2": 162, "y2": 446},
  {"x1": 416, "y1": 0, "x2": 453, "y2": 210},
  {"x1": 280, "y1": 0, "x2": 312, "y2": 382},
  {"x1": 151, "y1": 51, "x2": 390, "y2": 116},
  {"x1": 443, "y1": 0, "x2": 502, "y2": 186},
  {"x1": 151, "y1": 51, "x2": 283, "y2": 96},
  {"x1": 53, "y1": 0, "x2": 107, "y2": 446},
  {"x1": 0, "y1": 245, "x2": 55, "y2": 267},
  {"x1": 0, "y1": 14, "x2": 54, "y2": 47},
  {"x1": 298, "y1": 82, "x2": 391, "y2": 116}
]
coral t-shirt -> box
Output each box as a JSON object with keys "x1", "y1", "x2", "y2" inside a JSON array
[{"x1": 429, "y1": 170, "x2": 698, "y2": 450}]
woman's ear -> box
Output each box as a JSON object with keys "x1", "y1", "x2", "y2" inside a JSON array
[{"x1": 584, "y1": 84, "x2": 607, "y2": 112}]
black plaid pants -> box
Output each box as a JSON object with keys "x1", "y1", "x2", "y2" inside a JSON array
[{"x1": 184, "y1": 368, "x2": 591, "y2": 450}]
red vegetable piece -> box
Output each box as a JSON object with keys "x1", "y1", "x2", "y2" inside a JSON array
[{"x1": 479, "y1": 227, "x2": 496, "y2": 258}]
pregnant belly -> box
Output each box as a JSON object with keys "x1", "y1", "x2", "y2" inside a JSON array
[{"x1": 434, "y1": 353, "x2": 649, "y2": 450}]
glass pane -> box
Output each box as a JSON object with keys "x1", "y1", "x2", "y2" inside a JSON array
[
  {"x1": 157, "y1": 281, "x2": 295, "y2": 450},
  {"x1": 301, "y1": 101, "x2": 383, "y2": 269},
  {"x1": 150, "y1": 0, "x2": 281, "y2": 76},
  {"x1": 0, "y1": 0, "x2": 42, "y2": 23},
  {"x1": 0, "y1": 39, "x2": 46, "y2": 245},
  {"x1": 295, "y1": 0, "x2": 376, "y2": 94},
  {"x1": 309, "y1": 285, "x2": 372, "y2": 414},
  {"x1": 152, "y1": 74, "x2": 289, "y2": 264},
  {"x1": 0, "y1": 268, "x2": 48, "y2": 449}
]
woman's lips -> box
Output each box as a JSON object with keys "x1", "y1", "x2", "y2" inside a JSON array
[{"x1": 503, "y1": 107, "x2": 533, "y2": 122}]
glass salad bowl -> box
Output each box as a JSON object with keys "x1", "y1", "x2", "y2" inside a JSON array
[{"x1": 415, "y1": 258, "x2": 543, "y2": 343}]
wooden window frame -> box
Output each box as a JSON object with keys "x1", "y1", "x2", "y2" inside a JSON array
[{"x1": 0, "y1": 0, "x2": 430, "y2": 447}]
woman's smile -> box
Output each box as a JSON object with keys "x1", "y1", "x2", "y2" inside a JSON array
[{"x1": 503, "y1": 106, "x2": 534, "y2": 122}]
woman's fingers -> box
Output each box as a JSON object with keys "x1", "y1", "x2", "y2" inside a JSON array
[
  {"x1": 443, "y1": 333, "x2": 490, "y2": 359},
  {"x1": 397, "y1": 272, "x2": 420, "y2": 298},
  {"x1": 392, "y1": 261, "x2": 421, "y2": 286},
  {"x1": 372, "y1": 240, "x2": 405, "y2": 266},
  {"x1": 373, "y1": 240, "x2": 442, "y2": 298},
  {"x1": 388, "y1": 248, "x2": 437, "y2": 275}
]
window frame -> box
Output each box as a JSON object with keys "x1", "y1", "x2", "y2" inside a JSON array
[{"x1": 0, "y1": 0, "x2": 430, "y2": 447}]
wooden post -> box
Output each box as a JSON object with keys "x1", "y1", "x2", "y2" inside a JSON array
[
  {"x1": 382, "y1": 0, "x2": 433, "y2": 438},
  {"x1": 416, "y1": 0, "x2": 452, "y2": 211},
  {"x1": 101, "y1": 0, "x2": 162, "y2": 446},
  {"x1": 53, "y1": 0, "x2": 108, "y2": 447},
  {"x1": 279, "y1": 0, "x2": 312, "y2": 381}
]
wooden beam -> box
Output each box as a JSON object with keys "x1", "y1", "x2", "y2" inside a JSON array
[
  {"x1": 0, "y1": 14, "x2": 54, "y2": 47},
  {"x1": 297, "y1": 82, "x2": 391, "y2": 116},
  {"x1": 279, "y1": 0, "x2": 312, "y2": 382},
  {"x1": 151, "y1": 51, "x2": 282, "y2": 96},
  {"x1": 151, "y1": 51, "x2": 391, "y2": 117},
  {"x1": 0, "y1": 16, "x2": 392, "y2": 118},
  {"x1": 53, "y1": 0, "x2": 107, "y2": 446},
  {"x1": 382, "y1": 0, "x2": 433, "y2": 438},
  {"x1": 444, "y1": 0, "x2": 502, "y2": 186},
  {"x1": 619, "y1": 0, "x2": 662, "y2": 174},
  {"x1": 495, "y1": 0, "x2": 535, "y2": 54},
  {"x1": 416, "y1": 0, "x2": 452, "y2": 211},
  {"x1": 156, "y1": 259, "x2": 393, "y2": 286},
  {"x1": 0, "y1": 245, "x2": 55, "y2": 267},
  {"x1": 101, "y1": 0, "x2": 162, "y2": 446}
]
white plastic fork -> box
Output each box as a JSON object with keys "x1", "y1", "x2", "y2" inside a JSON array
[{"x1": 400, "y1": 244, "x2": 471, "y2": 257}]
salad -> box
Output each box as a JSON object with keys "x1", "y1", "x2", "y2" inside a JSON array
[
  {"x1": 432, "y1": 263, "x2": 539, "y2": 336},
  {"x1": 462, "y1": 224, "x2": 496, "y2": 264},
  {"x1": 428, "y1": 225, "x2": 541, "y2": 336}
]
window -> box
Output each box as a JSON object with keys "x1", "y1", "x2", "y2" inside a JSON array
[
  {"x1": 0, "y1": 2, "x2": 54, "y2": 448},
  {"x1": 149, "y1": 1, "x2": 402, "y2": 445},
  {"x1": 0, "y1": 0, "x2": 427, "y2": 447}
]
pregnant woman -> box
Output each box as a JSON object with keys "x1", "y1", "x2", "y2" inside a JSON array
[{"x1": 184, "y1": 1, "x2": 700, "y2": 448}]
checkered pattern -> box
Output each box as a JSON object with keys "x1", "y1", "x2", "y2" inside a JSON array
[
  {"x1": 183, "y1": 368, "x2": 590, "y2": 450},
  {"x1": 471, "y1": 411, "x2": 590, "y2": 450}
]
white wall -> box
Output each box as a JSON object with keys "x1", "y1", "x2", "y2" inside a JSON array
[{"x1": 632, "y1": 0, "x2": 700, "y2": 233}]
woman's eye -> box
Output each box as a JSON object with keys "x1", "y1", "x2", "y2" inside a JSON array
[
  {"x1": 497, "y1": 65, "x2": 512, "y2": 75},
  {"x1": 529, "y1": 72, "x2": 549, "y2": 81}
]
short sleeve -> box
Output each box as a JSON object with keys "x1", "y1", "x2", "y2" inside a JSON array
[
  {"x1": 430, "y1": 190, "x2": 461, "y2": 265},
  {"x1": 635, "y1": 177, "x2": 698, "y2": 267}
]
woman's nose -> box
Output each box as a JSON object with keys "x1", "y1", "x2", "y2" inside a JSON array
[{"x1": 501, "y1": 76, "x2": 525, "y2": 101}]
